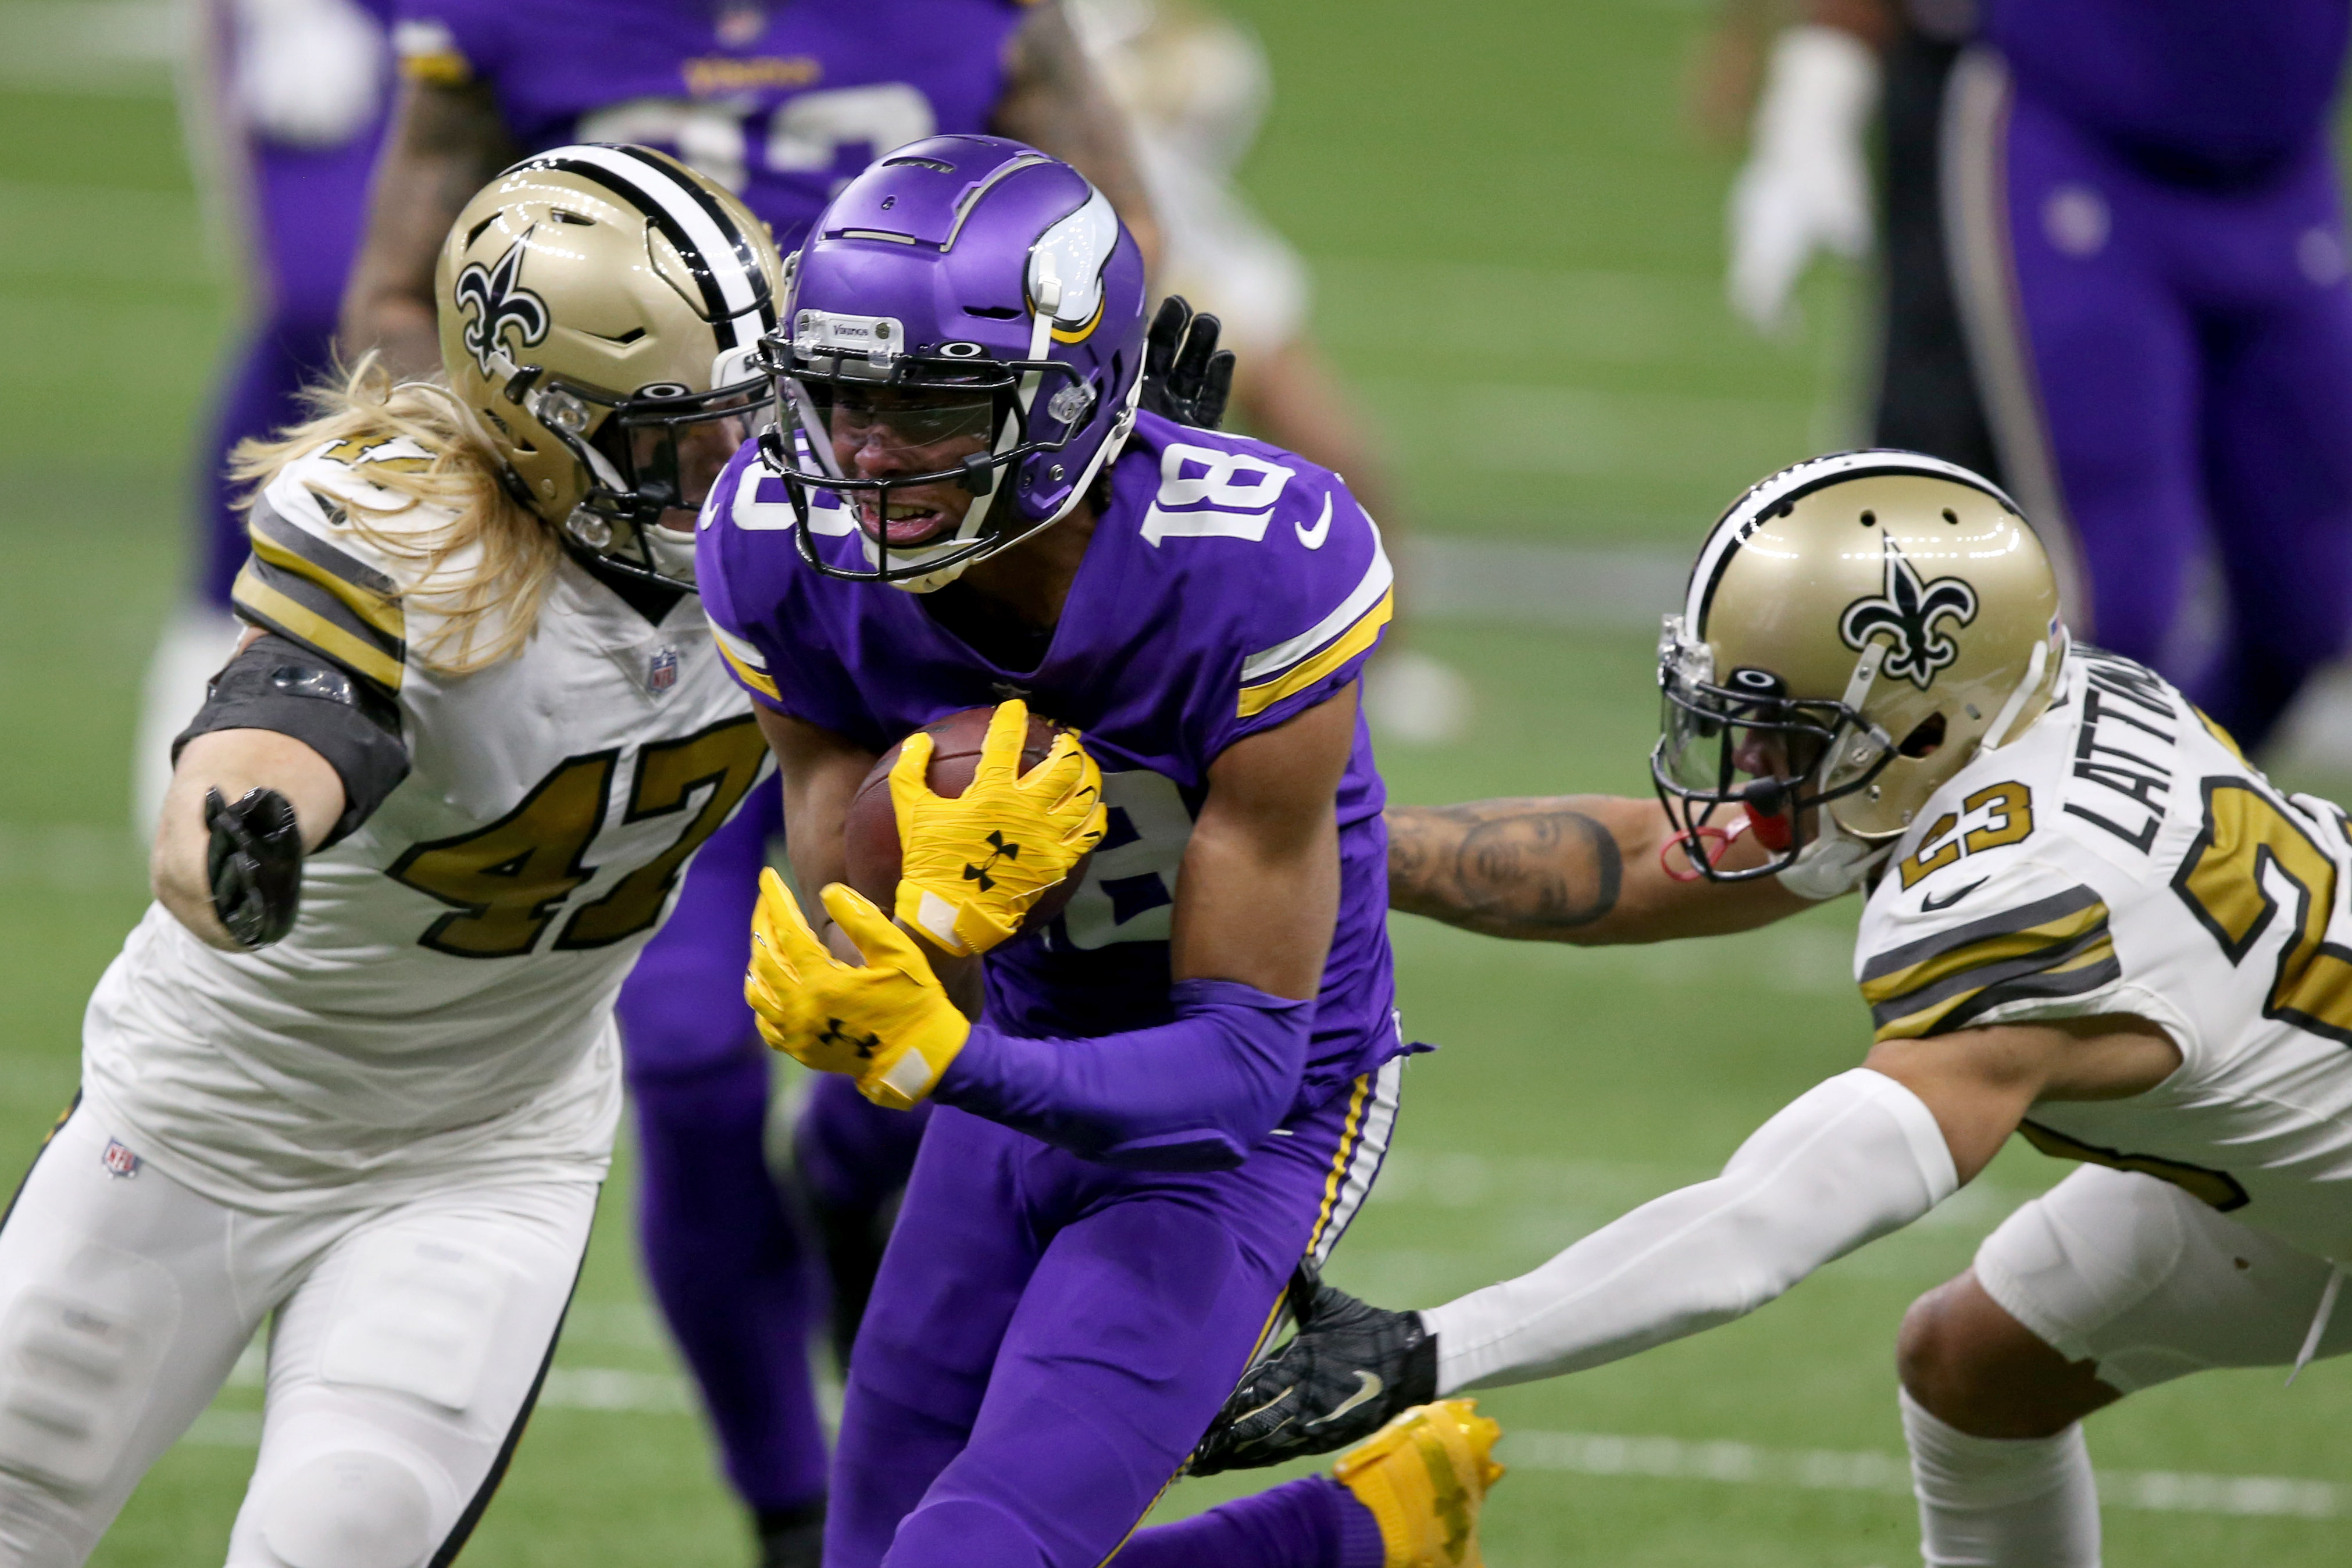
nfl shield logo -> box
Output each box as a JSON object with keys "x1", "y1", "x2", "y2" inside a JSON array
[
  {"x1": 647, "y1": 647, "x2": 680, "y2": 694},
  {"x1": 101, "y1": 1138, "x2": 140, "y2": 1179}
]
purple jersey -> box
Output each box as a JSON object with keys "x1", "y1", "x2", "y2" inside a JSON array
[
  {"x1": 699, "y1": 412, "x2": 1402, "y2": 1104},
  {"x1": 1987, "y1": 0, "x2": 2347, "y2": 181},
  {"x1": 392, "y1": 0, "x2": 1025, "y2": 248}
]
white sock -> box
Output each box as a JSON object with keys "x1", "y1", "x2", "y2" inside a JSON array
[{"x1": 1900, "y1": 1387, "x2": 2100, "y2": 1567}]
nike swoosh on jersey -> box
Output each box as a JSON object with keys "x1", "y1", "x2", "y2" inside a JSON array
[
  {"x1": 1921, "y1": 878, "x2": 1987, "y2": 913},
  {"x1": 1307, "y1": 1369, "x2": 1383, "y2": 1427},
  {"x1": 1295, "y1": 492, "x2": 1333, "y2": 549}
]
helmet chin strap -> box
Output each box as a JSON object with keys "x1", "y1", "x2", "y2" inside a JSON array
[{"x1": 1981, "y1": 630, "x2": 2060, "y2": 751}]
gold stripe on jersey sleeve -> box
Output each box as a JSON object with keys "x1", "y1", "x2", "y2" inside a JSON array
[
  {"x1": 233, "y1": 564, "x2": 406, "y2": 692},
  {"x1": 1861, "y1": 885, "x2": 2120, "y2": 1041},
  {"x1": 1236, "y1": 589, "x2": 1393, "y2": 719},
  {"x1": 248, "y1": 502, "x2": 405, "y2": 642},
  {"x1": 716, "y1": 639, "x2": 781, "y2": 702},
  {"x1": 2018, "y1": 1120, "x2": 2249, "y2": 1212}
]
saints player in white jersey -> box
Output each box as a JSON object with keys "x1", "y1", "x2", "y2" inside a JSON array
[
  {"x1": 1189, "y1": 452, "x2": 2352, "y2": 1568},
  {"x1": 0, "y1": 145, "x2": 782, "y2": 1566}
]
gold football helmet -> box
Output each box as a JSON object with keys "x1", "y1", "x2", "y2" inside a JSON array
[
  {"x1": 1654, "y1": 451, "x2": 2067, "y2": 880},
  {"x1": 435, "y1": 144, "x2": 785, "y2": 585}
]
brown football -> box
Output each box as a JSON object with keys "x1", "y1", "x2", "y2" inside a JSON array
[{"x1": 841, "y1": 705, "x2": 1095, "y2": 928}]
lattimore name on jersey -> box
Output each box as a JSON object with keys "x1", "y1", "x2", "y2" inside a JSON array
[{"x1": 1858, "y1": 646, "x2": 2352, "y2": 1259}]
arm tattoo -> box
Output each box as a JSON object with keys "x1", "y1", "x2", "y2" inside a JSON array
[
  {"x1": 338, "y1": 78, "x2": 517, "y2": 371},
  {"x1": 1387, "y1": 802, "x2": 1623, "y2": 938},
  {"x1": 990, "y1": 1, "x2": 1162, "y2": 269}
]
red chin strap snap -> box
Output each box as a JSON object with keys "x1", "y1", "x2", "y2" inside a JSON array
[
  {"x1": 1744, "y1": 799, "x2": 1794, "y2": 851},
  {"x1": 1659, "y1": 814, "x2": 1755, "y2": 883}
]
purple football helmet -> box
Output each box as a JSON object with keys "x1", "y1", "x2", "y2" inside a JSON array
[{"x1": 755, "y1": 134, "x2": 1149, "y2": 590}]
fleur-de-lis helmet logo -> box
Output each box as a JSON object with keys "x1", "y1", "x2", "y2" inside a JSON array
[
  {"x1": 452, "y1": 230, "x2": 551, "y2": 378},
  {"x1": 1839, "y1": 535, "x2": 1979, "y2": 690}
]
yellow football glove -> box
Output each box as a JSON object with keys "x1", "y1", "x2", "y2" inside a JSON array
[
  {"x1": 889, "y1": 699, "x2": 1109, "y2": 956},
  {"x1": 744, "y1": 870, "x2": 970, "y2": 1110}
]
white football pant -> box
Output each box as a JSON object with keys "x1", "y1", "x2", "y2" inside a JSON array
[{"x1": 0, "y1": 1107, "x2": 595, "y2": 1568}]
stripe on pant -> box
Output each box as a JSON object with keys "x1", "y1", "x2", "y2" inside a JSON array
[{"x1": 1940, "y1": 45, "x2": 2094, "y2": 631}]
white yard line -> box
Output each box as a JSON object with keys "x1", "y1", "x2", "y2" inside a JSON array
[
  {"x1": 181, "y1": 1391, "x2": 2343, "y2": 1519},
  {"x1": 1508, "y1": 1428, "x2": 2340, "y2": 1520},
  {"x1": 0, "y1": 2, "x2": 177, "y2": 93}
]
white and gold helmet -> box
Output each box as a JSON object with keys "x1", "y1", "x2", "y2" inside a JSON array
[
  {"x1": 436, "y1": 144, "x2": 784, "y2": 585},
  {"x1": 1654, "y1": 451, "x2": 2067, "y2": 880}
]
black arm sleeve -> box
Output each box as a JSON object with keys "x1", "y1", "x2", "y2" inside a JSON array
[{"x1": 174, "y1": 634, "x2": 411, "y2": 848}]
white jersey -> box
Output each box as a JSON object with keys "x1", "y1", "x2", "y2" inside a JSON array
[
  {"x1": 84, "y1": 441, "x2": 766, "y2": 1210},
  {"x1": 1857, "y1": 646, "x2": 2352, "y2": 1260}
]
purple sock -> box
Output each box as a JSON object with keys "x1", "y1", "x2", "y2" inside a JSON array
[
  {"x1": 1116, "y1": 1477, "x2": 1386, "y2": 1568},
  {"x1": 631, "y1": 1053, "x2": 828, "y2": 1512}
]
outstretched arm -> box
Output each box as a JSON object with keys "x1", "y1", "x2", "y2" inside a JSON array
[
  {"x1": 1386, "y1": 795, "x2": 1809, "y2": 944},
  {"x1": 337, "y1": 76, "x2": 518, "y2": 375},
  {"x1": 991, "y1": 0, "x2": 1163, "y2": 277},
  {"x1": 1195, "y1": 1015, "x2": 2180, "y2": 1467}
]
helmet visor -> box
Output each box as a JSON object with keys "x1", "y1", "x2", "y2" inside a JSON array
[
  {"x1": 1651, "y1": 660, "x2": 1889, "y2": 880},
  {"x1": 764, "y1": 340, "x2": 1094, "y2": 584},
  {"x1": 604, "y1": 378, "x2": 776, "y2": 522}
]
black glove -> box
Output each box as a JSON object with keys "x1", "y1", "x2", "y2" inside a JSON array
[
  {"x1": 1190, "y1": 1265, "x2": 1438, "y2": 1475},
  {"x1": 1137, "y1": 295, "x2": 1236, "y2": 431},
  {"x1": 205, "y1": 786, "x2": 304, "y2": 949}
]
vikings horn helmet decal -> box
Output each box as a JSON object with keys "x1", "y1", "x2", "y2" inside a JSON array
[
  {"x1": 1653, "y1": 451, "x2": 2065, "y2": 880},
  {"x1": 1839, "y1": 536, "x2": 1981, "y2": 691},
  {"x1": 452, "y1": 231, "x2": 552, "y2": 378}
]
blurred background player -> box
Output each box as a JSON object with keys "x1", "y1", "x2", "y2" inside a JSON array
[
  {"x1": 1709, "y1": 0, "x2": 2352, "y2": 756},
  {"x1": 335, "y1": 9, "x2": 1158, "y2": 1562},
  {"x1": 134, "y1": 0, "x2": 395, "y2": 837},
  {"x1": 1943, "y1": 0, "x2": 2352, "y2": 755},
  {"x1": 1070, "y1": 0, "x2": 1471, "y2": 745},
  {"x1": 1707, "y1": 0, "x2": 1998, "y2": 480}
]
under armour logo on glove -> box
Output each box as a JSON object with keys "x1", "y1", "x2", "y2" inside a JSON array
[
  {"x1": 962, "y1": 831, "x2": 1022, "y2": 893},
  {"x1": 816, "y1": 1019, "x2": 884, "y2": 1061}
]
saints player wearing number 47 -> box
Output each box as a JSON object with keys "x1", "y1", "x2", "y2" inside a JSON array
[
  {"x1": 0, "y1": 149, "x2": 787, "y2": 1566},
  {"x1": 1194, "y1": 451, "x2": 2352, "y2": 1568}
]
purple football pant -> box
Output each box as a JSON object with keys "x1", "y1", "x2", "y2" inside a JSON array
[
  {"x1": 1955, "y1": 56, "x2": 2352, "y2": 750},
  {"x1": 197, "y1": 122, "x2": 387, "y2": 607},
  {"x1": 616, "y1": 784, "x2": 829, "y2": 1515},
  {"x1": 827, "y1": 1060, "x2": 1400, "y2": 1568}
]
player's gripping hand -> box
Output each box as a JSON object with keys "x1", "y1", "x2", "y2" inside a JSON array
[
  {"x1": 1138, "y1": 295, "x2": 1236, "y2": 431},
  {"x1": 746, "y1": 871, "x2": 970, "y2": 1110},
  {"x1": 890, "y1": 700, "x2": 1107, "y2": 956},
  {"x1": 205, "y1": 786, "x2": 304, "y2": 949},
  {"x1": 1190, "y1": 1268, "x2": 1440, "y2": 1475}
]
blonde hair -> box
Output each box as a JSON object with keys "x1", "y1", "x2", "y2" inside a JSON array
[{"x1": 229, "y1": 356, "x2": 563, "y2": 674}]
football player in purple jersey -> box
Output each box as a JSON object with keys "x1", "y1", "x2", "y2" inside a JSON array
[
  {"x1": 332, "y1": 9, "x2": 1159, "y2": 1565},
  {"x1": 136, "y1": 0, "x2": 396, "y2": 837},
  {"x1": 1940, "y1": 0, "x2": 2352, "y2": 753},
  {"x1": 699, "y1": 135, "x2": 1510, "y2": 1568}
]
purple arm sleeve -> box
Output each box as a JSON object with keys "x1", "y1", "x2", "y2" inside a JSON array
[{"x1": 933, "y1": 978, "x2": 1312, "y2": 1171}]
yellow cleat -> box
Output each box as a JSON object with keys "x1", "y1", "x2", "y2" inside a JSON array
[{"x1": 1331, "y1": 1399, "x2": 1506, "y2": 1568}]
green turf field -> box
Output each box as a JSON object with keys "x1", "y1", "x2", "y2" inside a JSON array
[{"x1": 2, "y1": 0, "x2": 2349, "y2": 1562}]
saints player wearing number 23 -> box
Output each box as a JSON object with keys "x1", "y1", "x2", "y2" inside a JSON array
[
  {"x1": 0, "y1": 148, "x2": 782, "y2": 1566},
  {"x1": 1205, "y1": 452, "x2": 2352, "y2": 1568}
]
